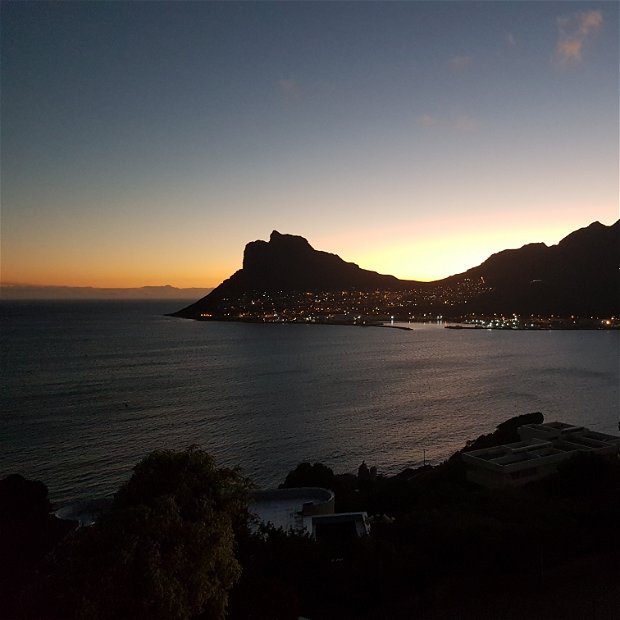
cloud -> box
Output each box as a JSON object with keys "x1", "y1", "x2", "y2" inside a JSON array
[
  {"x1": 277, "y1": 78, "x2": 302, "y2": 99},
  {"x1": 506, "y1": 33, "x2": 516, "y2": 47},
  {"x1": 416, "y1": 114, "x2": 437, "y2": 127},
  {"x1": 557, "y1": 39, "x2": 583, "y2": 62},
  {"x1": 556, "y1": 10, "x2": 603, "y2": 63},
  {"x1": 448, "y1": 54, "x2": 473, "y2": 70},
  {"x1": 579, "y1": 10, "x2": 604, "y2": 34}
]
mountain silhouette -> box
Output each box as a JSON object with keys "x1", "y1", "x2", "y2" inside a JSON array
[
  {"x1": 446, "y1": 220, "x2": 619, "y2": 314},
  {"x1": 171, "y1": 231, "x2": 422, "y2": 318},
  {"x1": 240, "y1": 230, "x2": 415, "y2": 291},
  {"x1": 172, "y1": 221, "x2": 619, "y2": 318}
]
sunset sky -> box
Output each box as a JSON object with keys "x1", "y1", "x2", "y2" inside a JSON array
[{"x1": 2, "y1": 1, "x2": 618, "y2": 288}]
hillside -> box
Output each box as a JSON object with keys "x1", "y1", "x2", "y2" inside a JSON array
[
  {"x1": 445, "y1": 220, "x2": 620, "y2": 314},
  {"x1": 173, "y1": 221, "x2": 619, "y2": 319},
  {"x1": 172, "y1": 231, "x2": 424, "y2": 318}
]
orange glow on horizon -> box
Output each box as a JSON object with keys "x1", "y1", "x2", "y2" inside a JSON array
[
  {"x1": 0, "y1": 269, "x2": 228, "y2": 290},
  {"x1": 2, "y1": 212, "x2": 616, "y2": 289}
]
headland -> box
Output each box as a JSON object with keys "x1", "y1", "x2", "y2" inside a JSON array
[{"x1": 170, "y1": 221, "x2": 620, "y2": 328}]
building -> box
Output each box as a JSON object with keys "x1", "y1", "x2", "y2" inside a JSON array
[
  {"x1": 462, "y1": 421, "x2": 620, "y2": 488},
  {"x1": 250, "y1": 487, "x2": 369, "y2": 540},
  {"x1": 311, "y1": 512, "x2": 370, "y2": 545},
  {"x1": 250, "y1": 487, "x2": 335, "y2": 533}
]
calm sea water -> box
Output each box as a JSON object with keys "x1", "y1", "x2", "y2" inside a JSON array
[{"x1": 1, "y1": 300, "x2": 619, "y2": 506}]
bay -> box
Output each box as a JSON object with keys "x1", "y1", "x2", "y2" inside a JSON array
[{"x1": 1, "y1": 300, "x2": 618, "y2": 506}]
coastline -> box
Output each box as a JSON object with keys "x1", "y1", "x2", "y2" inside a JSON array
[
  {"x1": 172, "y1": 314, "x2": 616, "y2": 331},
  {"x1": 169, "y1": 314, "x2": 414, "y2": 330}
]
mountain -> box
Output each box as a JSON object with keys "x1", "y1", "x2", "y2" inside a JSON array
[
  {"x1": 172, "y1": 221, "x2": 619, "y2": 319},
  {"x1": 446, "y1": 220, "x2": 620, "y2": 314},
  {"x1": 240, "y1": 231, "x2": 413, "y2": 291},
  {"x1": 171, "y1": 231, "x2": 423, "y2": 318},
  {"x1": 0, "y1": 284, "x2": 212, "y2": 301}
]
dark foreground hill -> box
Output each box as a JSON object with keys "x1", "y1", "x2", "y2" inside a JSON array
[
  {"x1": 172, "y1": 220, "x2": 619, "y2": 318},
  {"x1": 4, "y1": 421, "x2": 620, "y2": 620}
]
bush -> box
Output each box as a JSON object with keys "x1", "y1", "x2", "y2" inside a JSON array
[{"x1": 25, "y1": 448, "x2": 251, "y2": 620}]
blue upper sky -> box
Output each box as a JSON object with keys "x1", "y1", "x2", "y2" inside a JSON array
[{"x1": 2, "y1": 1, "x2": 618, "y2": 287}]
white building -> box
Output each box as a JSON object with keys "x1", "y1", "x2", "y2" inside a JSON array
[{"x1": 250, "y1": 487, "x2": 369, "y2": 540}]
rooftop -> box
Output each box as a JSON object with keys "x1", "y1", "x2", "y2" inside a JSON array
[{"x1": 463, "y1": 421, "x2": 620, "y2": 487}]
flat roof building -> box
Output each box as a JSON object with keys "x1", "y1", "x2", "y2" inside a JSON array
[{"x1": 463, "y1": 422, "x2": 620, "y2": 488}]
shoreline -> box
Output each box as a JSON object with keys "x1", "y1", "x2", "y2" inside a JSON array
[
  {"x1": 173, "y1": 315, "x2": 616, "y2": 331},
  {"x1": 170, "y1": 315, "x2": 414, "y2": 330}
]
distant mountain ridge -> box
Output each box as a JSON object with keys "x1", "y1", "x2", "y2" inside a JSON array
[
  {"x1": 1, "y1": 284, "x2": 212, "y2": 301},
  {"x1": 173, "y1": 220, "x2": 619, "y2": 318}
]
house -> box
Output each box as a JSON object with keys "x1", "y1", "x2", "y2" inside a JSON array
[
  {"x1": 462, "y1": 421, "x2": 620, "y2": 488},
  {"x1": 250, "y1": 487, "x2": 369, "y2": 539}
]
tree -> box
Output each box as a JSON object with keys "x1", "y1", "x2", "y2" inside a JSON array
[
  {"x1": 280, "y1": 462, "x2": 335, "y2": 490},
  {"x1": 0, "y1": 473, "x2": 51, "y2": 520},
  {"x1": 28, "y1": 448, "x2": 251, "y2": 620},
  {"x1": 0, "y1": 475, "x2": 75, "y2": 617}
]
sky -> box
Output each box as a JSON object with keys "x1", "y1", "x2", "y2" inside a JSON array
[{"x1": 1, "y1": 1, "x2": 618, "y2": 288}]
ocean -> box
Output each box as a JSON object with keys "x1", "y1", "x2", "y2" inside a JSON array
[{"x1": 1, "y1": 300, "x2": 618, "y2": 506}]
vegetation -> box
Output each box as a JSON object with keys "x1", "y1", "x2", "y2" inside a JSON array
[
  {"x1": 0, "y1": 474, "x2": 75, "y2": 618},
  {"x1": 280, "y1": 461, "x2": 336, "y2": 490},
  {"x1": 230, "y1": 450, "x2": 620, "y2": 619},
  {"x1": 3, "y1": 422, "x2": 619, "y2": 619},
  {"x1": 14, "y1": 448, "x2": 251, "y2": 620}
]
